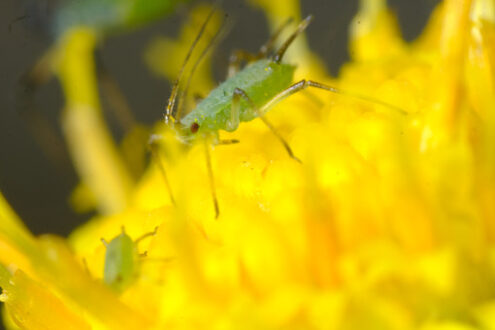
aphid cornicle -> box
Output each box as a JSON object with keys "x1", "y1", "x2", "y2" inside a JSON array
[
  {"x1": 153, "y1": 9, "x2": 404, "y2": 218},
  {"x1": 101, "y1": 227, "x2": 157, "y2": 292}
]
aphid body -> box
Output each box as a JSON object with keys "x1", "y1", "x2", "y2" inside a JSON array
[
  {"x1": 180, "y1": 59, "x2": 295, "y2": 134},
  {"x1": 103, "y1": 230, "x2": 138, "y2": 292},
  {"x1": 155, "y1": 12, "x2": 404, "y2": 218},
  {"x1": 101, "y1": 227, "x2": 157, "y2": 292}
]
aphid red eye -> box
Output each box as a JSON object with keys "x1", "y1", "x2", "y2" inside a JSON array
[{"x1": 190, "y1": 122, "x2": 199, "y2": 133}]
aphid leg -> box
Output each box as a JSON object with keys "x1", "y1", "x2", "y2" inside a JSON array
[
  {"x1": 139, "y1": 251, "x2": 148, "y2": 258},
  {"x1": 273, "y1": 15, "x2": 313, "y2": 63},
  {"x1": 216, "y1": 139, "x2": 240, "y2": 145},
  {"x1": 232, "y1": 88, "x2": 302, "y2": 163},
  {"x1": 135, "y1": 226, "x2": 159, "y2": 245},
  {"x1": 258, "y1": 115, "x2": 302, "y2": 163},
  {"x1": 203, "y1": 138, "x2": 220, "y2": 219},
  {"x1": 259, "y1": 79, "x2": 407, "y2": 116},
  {"x1": 101, "y1": 238, "x2": 109, "y2": 247},
  {"x1": 148, "y1": 135, "x2": 176, "y2": 206},
  {"x1": 226, "y1": 88, "x2": 244, "y2": 131}
]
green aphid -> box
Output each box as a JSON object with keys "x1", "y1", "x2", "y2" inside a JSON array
[
  {"x1": 101, "y1": 227, "x2": 157, "y2": 292},
  {"x1": 53, "y1": 0, "x2": 190, "y2": 37},
  {"x1": 180, "y1": 59, "x2": 295, "y2": 133},
  {"x1": 152, "y1": 10, "x2": 405, "y2": 218}
]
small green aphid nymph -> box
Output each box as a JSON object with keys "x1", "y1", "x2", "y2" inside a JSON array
[{"x1": 101, "y1": 226, "x2": 158, "y2": 292}]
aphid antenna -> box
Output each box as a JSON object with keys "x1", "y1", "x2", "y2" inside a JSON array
[
  {"x1": 164, "y1": 3, "x2": 222, "y2": 125},
  {"x1": 175, "y1": 13, "x2": 231, "y2": 120},
  {"x1": 272, "y1": 15, "x2": 313, "y2": 64},
  {"x1": 135, "y1": 226, "x2": 159, "y2": 245}
]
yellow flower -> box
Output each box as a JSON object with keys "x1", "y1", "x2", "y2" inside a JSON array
[{"x1": 2, "y1": 0, "x2": 495, "y2": 329}]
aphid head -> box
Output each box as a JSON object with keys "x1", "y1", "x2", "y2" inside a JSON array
[{"x1": 190, "y1": 122, "x2": 200, "y2": 133}]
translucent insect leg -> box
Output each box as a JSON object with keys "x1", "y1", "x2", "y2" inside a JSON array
[
  {"x1": 135, "y1": 226, "x2": 159, "y2": 245},
  {"x1": 203, "y1": 138, "x2": 220, "y2": 219},
  {"x1": 227, "y1": 88, "x2": 244, "y2": 130},
  {"x1": 216, "y1": 139, "x2": 240, "y2": 145},
  {"x1": 202, "y1": 140, "x2": 239, "y2": 221},
  {"x1": 232, "y1": 88, "x2": 302, "y2": 163},
  {"x1": 258, "y1": 115, "x2": 302, "y2": 163},
  {"x1": 273, "y1": 15, "x2": 313, "y2": 63},
  {"x1": 101, "y1": 238, "x2": 109, "y2": 247},
  {"x1": 259, "y1": 80, "x2": 407, "y2": 116},
  {"x1": 148, "y1": 135, "x2": 176, "y2": 206}
]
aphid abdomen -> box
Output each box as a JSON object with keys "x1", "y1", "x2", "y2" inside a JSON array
[
  {"x1": 103, "y1": 232, "x2": 137, "y2": 292},
  {"x1": 181, "y1": 59, "x2": 295, "y2": 133}
]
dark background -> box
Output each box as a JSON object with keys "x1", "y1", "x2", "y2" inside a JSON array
[{"x1": 0, "y1": 0, "x2": 440, "y2": 236}]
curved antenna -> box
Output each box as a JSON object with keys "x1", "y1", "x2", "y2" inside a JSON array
[
  {"x1": 164, "y1": 6, "x2": 219, "y2": 124},
  {"x1": 272, "y1": 15, "x2": 313, "y2": 63},
  {"x1": 175, "y1": 15, "x2": 230, "y2": 120}
]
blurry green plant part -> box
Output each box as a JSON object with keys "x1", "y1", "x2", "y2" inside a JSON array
[{"x1": 53, "y1": 0, "x2": 191, "y2": 37}]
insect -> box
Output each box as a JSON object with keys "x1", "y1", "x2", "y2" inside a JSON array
[
  {"x1": 152, "y1": 9, "x2": 405, "y2": 218},
  {"x1": 100, "y1": 226, "x2": 158, "y2": 292}
]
